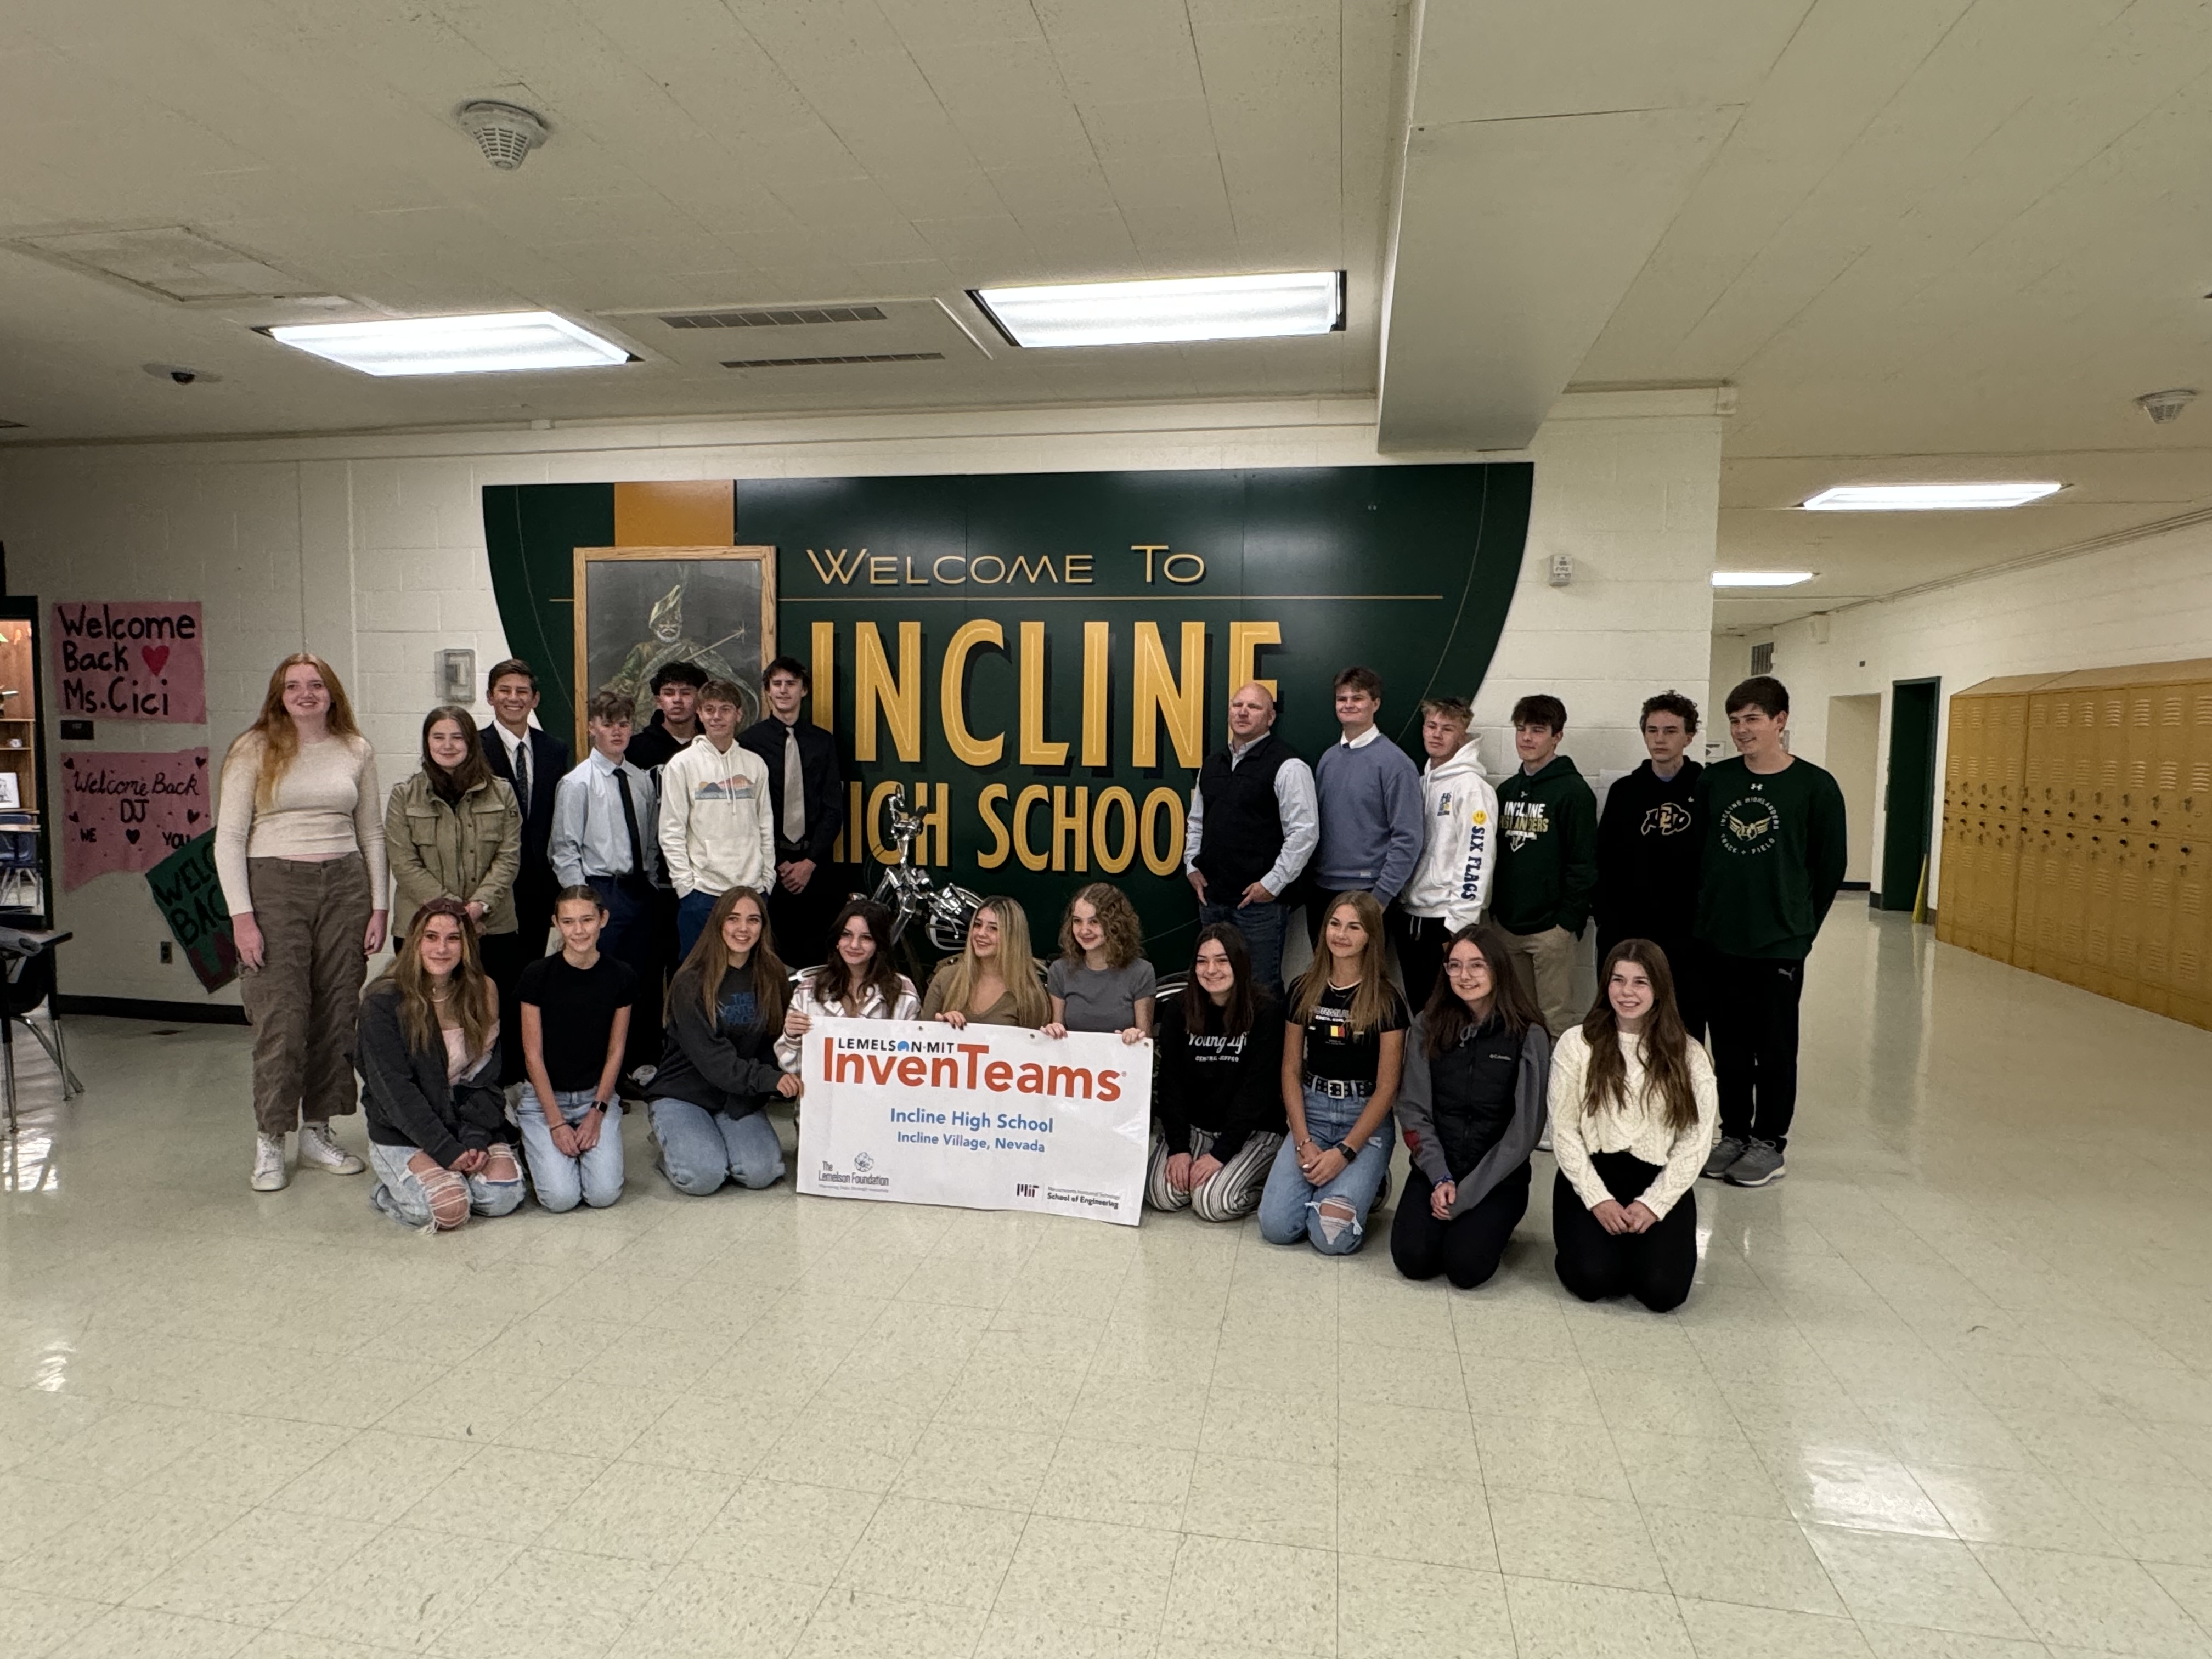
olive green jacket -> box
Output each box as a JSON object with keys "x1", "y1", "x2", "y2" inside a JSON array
[{"x1": 385, "y1": 770, "x2": 523, "y2": 936}]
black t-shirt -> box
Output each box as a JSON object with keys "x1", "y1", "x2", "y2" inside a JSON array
[
  {"x1": 517, "y1": 952, "x2": 639, "y2": 1093},
  {"x1": 1298, "y1": 981, "x2": 1409, "y2": 1087}
]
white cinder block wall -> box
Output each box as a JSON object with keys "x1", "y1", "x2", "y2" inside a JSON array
[
  {"x1": 1717, "y1": 516, "x2": 2212, "y2": 903},
  {"x1": 0, "y1": 388, "x2": 1723, "y2": 1006}
]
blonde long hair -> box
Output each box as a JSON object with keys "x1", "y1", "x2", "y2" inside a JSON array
[
  {"x1": 226, "y1": 652, "x2": 364, "y2": 811},
  {"x1": 1290, "y1": 890, "x2": 1395, "y2": 1036},
  {"x1": 936, "y1": 895, "x2": 1048, "y2": 1027},
  {"x1": 376, "y1": 897, "x2": 498, "y2": 1059}
]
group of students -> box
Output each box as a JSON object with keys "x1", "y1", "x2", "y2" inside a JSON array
[
  {"x1": 212, "y1": 645, "x2": 1843, "y2": 1312},
  {"x1": 1182, "y1": 665, "x2": 1848, "y2": 1193},
  {"x1": 213, "y1": 649, "x2": 843, "y2": 1206}
]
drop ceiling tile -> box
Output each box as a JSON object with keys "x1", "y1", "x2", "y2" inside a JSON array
[
  {"x1": 1082, "y1": 99, "x2": 1221, "y2": 163},
  {"x1": 1047, "y1": 32, "x2": 1208, "y2": 108}
]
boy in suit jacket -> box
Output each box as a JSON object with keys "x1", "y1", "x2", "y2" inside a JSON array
[{"x1": 481, "y1": 658, "x2": 572, "y2": 1082}]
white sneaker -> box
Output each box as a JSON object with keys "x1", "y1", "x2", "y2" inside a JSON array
[
  {"x1": 298, "y1": 1122, "x2": 365, "y2": 1175},
  {"x1": 251, "y1": 1133, "x2": 290, "y2": 1192}
]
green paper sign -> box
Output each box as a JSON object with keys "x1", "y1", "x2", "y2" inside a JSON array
[{"x1": 145, "y1": 830, "x2": 239, "y2": 992}]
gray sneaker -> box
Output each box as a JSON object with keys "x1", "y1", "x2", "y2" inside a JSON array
[
  {"x1": 1725, "y1": 1139, "x2": 1785, "y2": 1187},
  {"x1": 1701, "y1": 1135, "x2": 1748, "y2": 1180}
]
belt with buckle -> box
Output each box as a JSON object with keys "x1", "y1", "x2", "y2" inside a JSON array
[{"x1": 1303, "y1": 1075, "x2": 1372, "y2": 1100}]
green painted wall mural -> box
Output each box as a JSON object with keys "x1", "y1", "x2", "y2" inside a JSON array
[{"x1": 482, "y1": 464, "x2": 1531, "y2": 958}]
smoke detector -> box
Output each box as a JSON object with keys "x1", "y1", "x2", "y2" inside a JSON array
[
  {"x1": 2135, "y1": 388, "x2": 2196, "y2": 425},
  {"x1": 456, "y1": 101, "x2": 549, "y2": 171}
]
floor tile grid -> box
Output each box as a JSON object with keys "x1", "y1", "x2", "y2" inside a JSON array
[{"x1": 4, "y1": 924, "x2": 2212, "y2": 1659}]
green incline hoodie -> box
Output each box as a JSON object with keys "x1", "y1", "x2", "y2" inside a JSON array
[{"x1": 1492, "y1": 754, "x2": 1599, "y2": 936}]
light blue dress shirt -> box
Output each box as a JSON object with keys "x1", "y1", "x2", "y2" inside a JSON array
[{"x1": 549, "y1": 750, "x2": 661, "y2": 888}]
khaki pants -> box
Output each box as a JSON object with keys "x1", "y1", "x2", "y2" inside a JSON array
[
  {"x1": 240, "y1": 854, "x2": 371, "y2": 1135},
  {"x1": 1502, "y1": 924, "x2": 1581, "y2": 1037}
]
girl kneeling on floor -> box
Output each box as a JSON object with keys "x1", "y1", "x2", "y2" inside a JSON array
[
  {"x1": 359, "y1": 898, "x2": 522, "y2": 1229},
  {"x1": 516, "y1": 885, "x2": 635, "y2": 1211},
  {"x1": 1043, "y1": 883, "x2": 1154, "y2": 1042},
  {"x1": 1149, "y1": 923, "x2": 1286, "y2": 1221},
  {"x1": 777, "y1": 899, "x2": 920, "y2": 1072},
  {"x1": 1260, "y1": 890, "x2": 1407, "y2": 1255},
  {"x1": 649, "y1": 887, "x2": 798, "y2": 1195},
  {"x1": 1549, "y1": 939, "x2": 1716, "y2": 1313},
  {"x1": 922, "y1": 896, "x2": 1048, "y2": 1029},
  {"x1": 1391, "y1": 923, "x2": 1551, "y2": 1289}
]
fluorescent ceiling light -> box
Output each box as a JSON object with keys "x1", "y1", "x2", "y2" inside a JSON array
[
  {"x1": 1802, "y1": 482, "x2": 2062, "y2": 511},
  {"x1": 267, "y1": 311, "x2": 630, "y2": 376},
  {"x1": 1713, "y1": 571, "x2": 1814, "y2": 588},
  {"x1": 971, "y1": 272, "x2": 1344, "y2": 347}
]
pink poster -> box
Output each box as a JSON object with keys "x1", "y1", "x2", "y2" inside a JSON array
[
  {"x1": 60, "y1": 748, "x2": 212, "y2": 890},
  {"x1": 52, "y1": 600, "x2": 207, "y2": 723}
]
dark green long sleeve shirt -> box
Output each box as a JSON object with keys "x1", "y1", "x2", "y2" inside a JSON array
[
  {"x1": 1492, "y1": 754, "x2": 1600, "y2": 935},
  {"x1": 1691, "y1": 756, "x2": 1849, "y2": 959}
]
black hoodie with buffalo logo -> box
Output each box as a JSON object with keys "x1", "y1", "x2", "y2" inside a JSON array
[{"x1": 1594, "y1": 758, "x2": 1703, "y2": 949}]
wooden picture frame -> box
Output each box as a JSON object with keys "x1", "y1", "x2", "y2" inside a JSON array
[{"x1": 572, "y1": 544, "x2": 777, "y2": 754}]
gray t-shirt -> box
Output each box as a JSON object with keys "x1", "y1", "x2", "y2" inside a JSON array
[{"x1": 1046, "y1": 956, "x2": 1156, "y2": 1034}]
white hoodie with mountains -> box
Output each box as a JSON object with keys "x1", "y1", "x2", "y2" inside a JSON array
[
  {"x1": 657, "y1": 735, "x2": 777, "y2": 898},
  {"x1": 1400, "y1": 737, "x2": 1500, "y2": 929}
]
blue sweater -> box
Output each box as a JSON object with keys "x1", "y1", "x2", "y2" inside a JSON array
[{"x1": 1313, "y1": 731, "x2": 1426, "y2": 904}]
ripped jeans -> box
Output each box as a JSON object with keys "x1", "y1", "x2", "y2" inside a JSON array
[
  {"x1": 368, "y1": 1141, "x2": 524, "y2": 1231},
  {"x1": 1257, "y1": 1084, "x2": 1393, "y2": 1255}
]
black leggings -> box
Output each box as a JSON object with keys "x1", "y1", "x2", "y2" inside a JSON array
[
  {"x1": 1551, "y1": 1153, "x2": 1696, "y2": 1313},
  {"x1": 1391, "y1": 1163, "x2": 1531, "y2": 1290}
]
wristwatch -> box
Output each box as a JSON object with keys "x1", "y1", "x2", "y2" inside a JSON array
[{"x1": 1334, "y1": 1140, "x2": 1358, "y2": 1161}]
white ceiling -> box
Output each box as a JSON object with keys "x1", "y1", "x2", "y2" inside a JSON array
[{"x1": 3, "y1": 0, "x2": 2210, "y2": 626}]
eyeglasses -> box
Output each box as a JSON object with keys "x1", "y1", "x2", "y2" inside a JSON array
[{"x1": 1444, "y1": 961, "x2": 1490, "y2": 977}]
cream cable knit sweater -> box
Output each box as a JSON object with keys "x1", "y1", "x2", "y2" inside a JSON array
[{"x1": 1547, "y1": 1025, "x2": 1716, "y2": 1220}]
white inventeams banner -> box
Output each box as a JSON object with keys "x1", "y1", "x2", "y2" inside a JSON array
[{"x1": 798, "y1": 1017, "x2": 1153, "y2": 1227}]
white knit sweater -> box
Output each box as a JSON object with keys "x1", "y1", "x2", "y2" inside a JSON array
[
  {"x1": 1547, "y1": 1025, "x2": 1716, "y2": 1219},
  {"x1": 215, "y1": 732, "x2": 387, "y2": 916}
]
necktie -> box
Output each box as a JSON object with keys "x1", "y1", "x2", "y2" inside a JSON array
[
  {"x1": 782, "y1": 725, "x2": 806, "y2": 845},
  {"x1": 613, "y1": 767, "x2": 647, "y2": 878},
  {"x1": 512, "y1": 737, "x2": 531, "y2": 817}
]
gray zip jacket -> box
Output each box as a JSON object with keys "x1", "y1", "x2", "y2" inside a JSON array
[{"x1": 1394, "y1": 1012, "x2": 1550, "y2": 1218}]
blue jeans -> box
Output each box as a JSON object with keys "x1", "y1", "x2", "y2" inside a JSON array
[
  {"x1": 1257, "y1": 1084, "x2": 1393, "y2": 1255},
  {"x1": 1199, "y1": 898, "x2": 1286, "y2": 992},
  {"x1": 650, "y1": 1097, "x2": 785, "y2": 1195},
  {"x1": 366, "y1": 1141, "x2": 524, "y2": 1231},
  {"x1": 517, "y1": 1086, "x2": 625, "y2": 1212},
  {"x1": 675, "y1": 888, "x2": 721, "y2": 963}
]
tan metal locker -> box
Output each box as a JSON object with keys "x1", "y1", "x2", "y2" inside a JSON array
[{"x1": 1946, "y1": 661, "x2": 2212, "y2": 1030}]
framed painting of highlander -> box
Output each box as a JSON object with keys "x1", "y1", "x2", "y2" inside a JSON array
[{"x1": 572, "y1": 544, "x2": 777, "y2": 751}]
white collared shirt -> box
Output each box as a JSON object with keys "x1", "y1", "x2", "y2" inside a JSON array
[{"x1": 1339, "y1": 725, "x2": 1382, "y2": 749}]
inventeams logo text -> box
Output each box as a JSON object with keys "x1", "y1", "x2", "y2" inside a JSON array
[{"x1": 816, "y1": 1035, "x2": 1127, "y2": 1102}]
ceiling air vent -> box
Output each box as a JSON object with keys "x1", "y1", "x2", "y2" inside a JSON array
[
  {"x1": 663, "y1": 306, "x2": 887, "y2": 330},
  {"x1": 721, "y1": 352, "x2": 943, "y2": 369},
  {"x1": 12, "y1": 227, "x2": 309, "y2": 305}
]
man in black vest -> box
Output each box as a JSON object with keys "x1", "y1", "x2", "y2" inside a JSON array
[
  {"x1": 1183, "y1": 680, "x2": 1318, "y2": 990},
  {"x1": 479, "y1": 657, "x2": 571, "y2": 1084},
  {"x1": 737, "y1": 654, "x2": 846, "y2": 968}
]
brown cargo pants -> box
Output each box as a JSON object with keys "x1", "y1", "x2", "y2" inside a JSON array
[{"x1": 240, "y1": 853, "x2": 373, "y2": 1135}]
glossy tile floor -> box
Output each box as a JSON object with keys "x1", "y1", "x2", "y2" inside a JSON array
[{"x1": 3, "y1": 907, "x2": 2210, "y2": 1659}]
